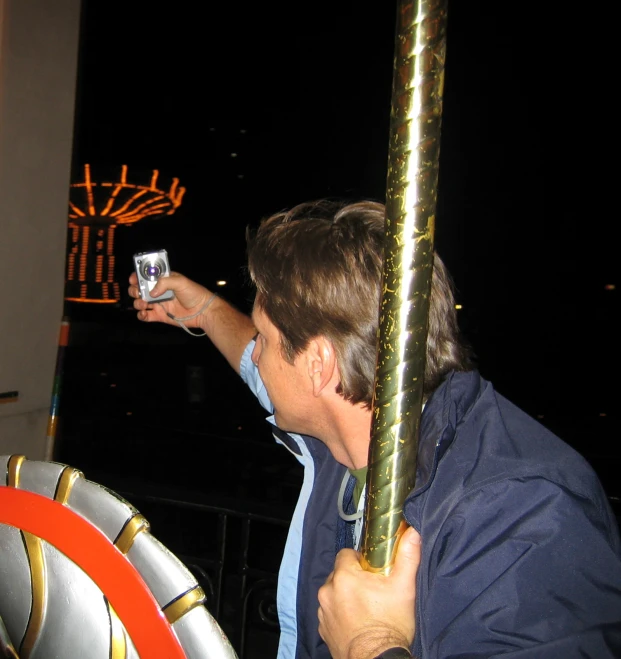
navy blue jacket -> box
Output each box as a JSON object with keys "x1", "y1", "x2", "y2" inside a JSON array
[{"x1": 240, "y1": 344, "x2": 621, "y2": 658}]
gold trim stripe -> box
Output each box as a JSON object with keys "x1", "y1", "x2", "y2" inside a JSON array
[
  {"x1": 54, "y1": 466, "x2": 84, "y2": 505},
  {"x1": 162, "y1": 586, "x2": 206, "y2": 625},
  {"x1": 7, "y1": 454, "x2": 26, "y2": 487},
  {"x1": 108, "y1": 602, "x2": 127, "y2": 659},
  {"x1": 19, "y1": 532, "x2": 46, "y2": 659},
  {"x1": 114, "y1": 514, "x2": 150, "y2": 555}
]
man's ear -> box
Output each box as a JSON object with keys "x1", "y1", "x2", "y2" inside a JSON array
[{"x1": 305, "y1": 336, "x2": 337, "y2": 397}]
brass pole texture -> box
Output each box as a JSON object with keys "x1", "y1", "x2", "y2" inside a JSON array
[{"x1": 361, "y1": 0, "x2": 449, "y2": 574}]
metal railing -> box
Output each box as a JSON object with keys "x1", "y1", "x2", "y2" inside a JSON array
[{"x1": 113, "y1": 487, "x2": 287, "y2": 659}]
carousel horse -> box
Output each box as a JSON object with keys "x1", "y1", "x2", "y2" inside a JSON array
[{"x1": 0, "y1": 454, "x2": 238, "y2": 658}]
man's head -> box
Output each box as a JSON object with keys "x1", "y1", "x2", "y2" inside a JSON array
[{"x1": 246, "y1": 200, "x2": 472, "y2": 409}]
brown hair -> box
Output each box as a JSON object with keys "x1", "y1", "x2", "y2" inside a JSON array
[{"x1": 246, "y1": 200, "x2": 472, "y2": 407}]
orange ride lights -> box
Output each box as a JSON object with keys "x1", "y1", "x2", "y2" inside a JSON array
[{"x1": 65, "y1": 164, "x2": 185, "y2": 304}]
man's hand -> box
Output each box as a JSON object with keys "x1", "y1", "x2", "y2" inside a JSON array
[
  {"x1": 128, "y1": 270, "x2": 257, "y2": 374},
  {"x1": 318, "y1": 526, "x2": 421, "y2": 659},
  {"x1": 128, "y1": 271, "x2": 214, "y2": 328}
]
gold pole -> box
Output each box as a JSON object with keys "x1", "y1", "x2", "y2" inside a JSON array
[{"x1": 360, "y1": 0, "x2": 449, "y2": 574}]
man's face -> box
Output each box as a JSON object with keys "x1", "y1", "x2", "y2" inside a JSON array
[{"x1": 251, "y1": 304, "x2": 311, "y2": 433}]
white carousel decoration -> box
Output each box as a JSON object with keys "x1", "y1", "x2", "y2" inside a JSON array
[{"x1": 0, "y1": 454, "x2": 238, "y2": 658}]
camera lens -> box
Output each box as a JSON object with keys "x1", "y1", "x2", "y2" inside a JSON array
[{"x1": 142, "y1": 259, "x2": 165, "y2": 281}]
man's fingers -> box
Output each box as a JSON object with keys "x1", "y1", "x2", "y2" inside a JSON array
[
  {"x1": 333, "y1": 548, "x2": 361, "y2": 571},
  {"x1": 391, "y1": 526, "x2": 421, "y2": 582},
  {"x1": 131, "y1": 294, "x2": 151, "y2": 310}
]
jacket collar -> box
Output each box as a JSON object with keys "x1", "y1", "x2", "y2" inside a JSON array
[
  {"x1": 413, "y1": 370, "x2": 485, "y2": 496},
  {"x1": 270, "y1": 369, "x2": 486, "y2": 495}
]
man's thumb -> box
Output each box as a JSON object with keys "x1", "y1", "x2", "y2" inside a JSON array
[
  {"x1": 392, "y1": 526, "x2": 422, "y2": 578},
  {"x1": 150, "y1": 277, "x2": 169, "y2": 297}
]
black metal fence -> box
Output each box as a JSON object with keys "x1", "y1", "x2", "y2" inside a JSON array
[{"x1": 113, "y1": 488, "x2": 286, "y2": 658}]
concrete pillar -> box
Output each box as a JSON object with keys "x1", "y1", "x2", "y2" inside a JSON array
[{"x1": 0, "y1": 0, "x2": 81, "y2": 458}]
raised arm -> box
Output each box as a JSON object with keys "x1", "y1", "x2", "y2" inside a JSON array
[{"x1": 128, "y1": 271, "x2": 257, "y2": 375}]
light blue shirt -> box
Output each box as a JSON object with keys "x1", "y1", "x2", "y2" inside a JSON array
[{"x1": 239, "y1": 340, "x2": 314, "y2": 659}]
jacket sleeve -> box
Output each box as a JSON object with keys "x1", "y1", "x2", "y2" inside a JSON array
[{"x1": 421, "y1": 477, "x2": 621, "y2": 658}]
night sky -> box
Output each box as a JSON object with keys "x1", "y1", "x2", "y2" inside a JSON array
[{"x1": 68, "y1": 2, "x2": 617, "y2": 466}]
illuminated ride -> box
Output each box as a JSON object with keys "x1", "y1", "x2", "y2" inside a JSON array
[{"x1": 65, "y1": 164, "x2": 185, "y2": 304}]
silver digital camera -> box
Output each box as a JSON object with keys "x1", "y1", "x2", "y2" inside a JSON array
[{"x1": 133, "y1": 249, "x2": 174, "y2": 303}]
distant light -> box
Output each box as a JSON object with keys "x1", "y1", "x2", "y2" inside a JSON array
[
  {"x1": 537, "y1": 414, "x2": 544, "y2": 419},
  {"x1": 240, "y1": 129, "x2": 247, "y2": 134},
  {"x1": 599, "y1": 412, "x2": 607, "y2": 417},
  {"x1": 110, "y1": 384, "x2": 116, "y2": 388},
  {"x1": 237, "y1": 174, "x2": 244, "y2": 179},
  {"x1": 209, "y1": 127, "x2": 216, "y2": 132},
  {"x1": 604, "y1": 284, "x2": 615, "y2": 291},
  {"x1": 230, "y1": 153, "x2": 238, "y2": 158},
  {"x1": 455, "y1": 304, "x2": 463, "y2": 310},
  {"x1": 100, "y1": 372, "x2": 107, "y2": 377},
  {"x1": 126, "y1": 412, "x2": 133, "y2": 416},
  {"x1": 237, "y1": 426, "x2": 243, "y2": 430},
  {"x1": 216, "y1": 280, "x2": 227, "y2": 287}
]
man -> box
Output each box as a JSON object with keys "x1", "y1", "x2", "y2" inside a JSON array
[{"x1": 129, "y1": 200, "x2": 621, "y2": 659}]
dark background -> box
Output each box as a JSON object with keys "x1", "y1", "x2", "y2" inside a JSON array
[
  {"x1": 54, "y1": 1, "x2": 617, "y2": 653},
  {"x1": 65, "y1": 0, "x2": 617, "y2": 456}
]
